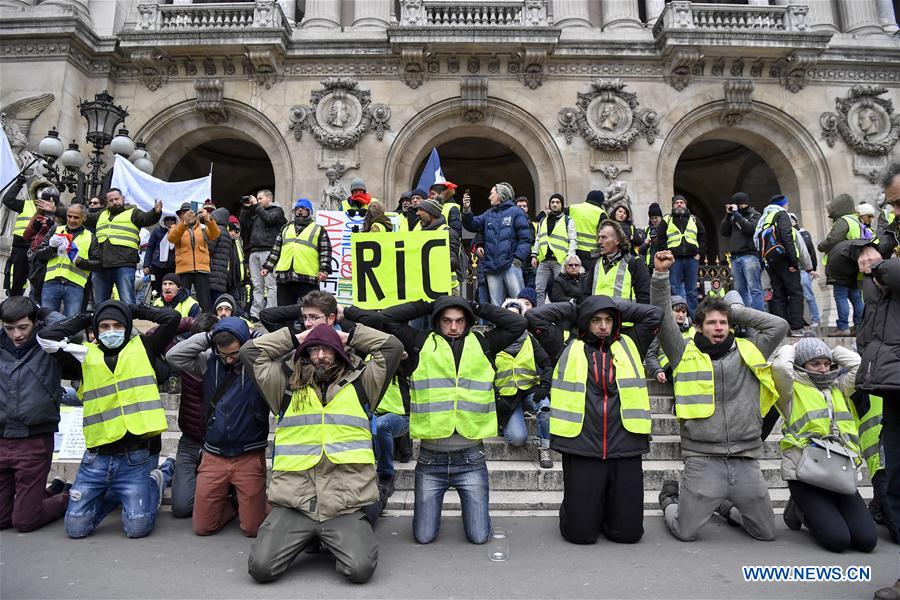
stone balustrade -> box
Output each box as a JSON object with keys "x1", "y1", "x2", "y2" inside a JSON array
[
  {"x1": 136, "y1": 0, "x2": 288, "y2": 31},
  {"x1": 653, "y1": 1, "x2": 810, "y2": 36},
  {"x1": 399, "y1": 0, "x2": 549, "y2": 27}
]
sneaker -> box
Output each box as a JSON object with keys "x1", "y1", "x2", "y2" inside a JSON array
[
  {"x1": 715, "y1": 499, "x2": 739, "y2": 527},
  {"x1": 159, "y1": 456, "x2": 176, "y2": 485},
  {"x1": 789, "y1": 329, "x2": 809, "y2": 338},
  {"x1": 658, "y1": 479, "x2": 679, "y2": 511},
  {"x1": 538, "y1": 446, "x2": 553, "y2": 469},
  {"x1": 874, "y1": 579, "x2": 900, "y2": 600},
  {"x1": 809, "y1": 320, "x2": 820, "y2": 328},
  {"x1": 834, "y1": 328, "x2": 852, "y2": 337},
  {"x1": 783, "y1": 496, "x2": 802, "y2": 530},
  {"x1": 166, "y1": 376, "x2": 181, "y2": 394},
  {"x1": 149, "y1": 469, "x2": 165, "y2": 510}
]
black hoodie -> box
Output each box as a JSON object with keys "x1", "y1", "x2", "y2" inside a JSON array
[{"x1": 527, "y1": 296, "x2": 662, "y2": 459}]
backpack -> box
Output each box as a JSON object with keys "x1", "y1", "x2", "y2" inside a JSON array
[{"x1": 755, "y1": 222, "x2": 786, "y2": 263}]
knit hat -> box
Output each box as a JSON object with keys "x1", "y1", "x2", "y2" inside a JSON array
[
  {"x1": 215, "y1": 298, "x2": 234, "y2": 312},
  {"x1": 495, "y1": 182, "x2": 515, "y2": 203},
  {"x1": 296, "y1": 324, "x2": 352, "y2": 366},
  {"x1": 671, "y1": 295, "x2": 688, "y2": 309},
  {"x1": 731, "y1": 192, "x2": 750, "y2": 205},
  {"x1": 769, "y1": 194, "x2": 788, "y2": 207},
  {"x1": 38, "y1": 187, "x2": 60, "y2": 201},
  {"x1": 349, "y1": 178, "x2": 366, "y2": 192},
  {"x1": 93, "y1": 300, "x2": 133, "y2": 346},
  {"x1": 648, "y1": 202, "x2": 663, "y2": 218},
  {"x1": 411, "y1": 188, "x2": 427, "y2": 199},
  {"x1": 517, "y1": 287, "x2": 537, "y2": 307},
  {"x1": 399, "y1": 190, "x2": 412, "y2": 201},
  {"x1": 672, "y1": 194, "x2": 687, "y2": 204},
  {"x1": 585, "y1": 190, "x2": 605, "y2": 207},
  {"x1": 418, "y1": 198, "x2": 442, "y2": 218},
  {"x1": 794, "y1": 337, "x2": 832, "y2": 368},
  {"x1": 294, "y1": 198, "x2": 313, "y2": 213},
  {"x1": 857, "y1": 203, "x2": 876, "y2": 217},
  {"x1": 367, "y1": 199, "x2": 385, "y2": 219},
  {"x1": 162, "y1": 273, "x2": 181, "y2": 288},
  {"x1": 549, "y1": 193, "x2": 565, "y2": 206},
  {"x1": 203, "y1": 199, "x2": 216, "y2": 210}
]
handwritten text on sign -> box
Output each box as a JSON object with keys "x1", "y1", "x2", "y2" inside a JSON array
[{"x1": 352, "y1": 231, "x2": 451, "y2": 309}]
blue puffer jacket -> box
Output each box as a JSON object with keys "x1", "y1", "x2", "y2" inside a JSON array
[
  {"x1": 202, "y1": 317, "x2": 270, "y2": 457},
  {"x1": 462, "y1": 200, "x2": 533, "y2": 273}
]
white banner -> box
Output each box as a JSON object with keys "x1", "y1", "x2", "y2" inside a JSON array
[
  {"x1": 109, "y1": 154, "x2": 211, "y2": 214},
  {"x1": 316, "y1": 210, "x2": 365, "y2": 305},
  {"x1": 0, "y1": 128, "x2": 19, "y2": 187}
]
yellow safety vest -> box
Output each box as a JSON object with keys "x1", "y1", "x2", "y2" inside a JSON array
[
  {"x1": 672, "y1": 337, "x2": 776, "y2": 420},
  {"x1": 570, "y1": 203, "x2": 607, "y2": 253},
  {"x1": 234, "y1": 240, "x2": 246, "y2": 281},
  {"x1": 152, "y1": 295, "x2": 199, "y2": 318},
  {"x1": 781, "y1": 382, "x2": 861, "y2": 464},
  {"x1": 274, "y1": 222, "x2": 321, "y2": 276},
  {"x1": 495, "y1": 335, "x2": 540, "y2": 397},
  {"x1": 44, "y1": 229, "x2": 93, "y2": 287},
  {"x1": 409, "y1": 332, "x2": 497, "y2": 440},
  {"x1": 535, "y1": 213, "x2": 570, "y2": 264},
  {"x1": 858, "y1": 395, "x2": 883, "y2": 475},
  {"x1": 95, "y1": 208, "x2": 140, "y2": 250},
  {"x1": 761, "y1": 210, "x2": 800, "y2": 259},
  {"x1": 78, "y1": 337, "x2": 166, "y2": 448},
  {"x1": 592, "y1": 257, "x2": 633, "y2": 300},
  {"x1": 272, "y1": 385, "x2": 374, "y2": 472},
  {"x1": 383, "y1": 211, "x2": 409, "y2": 233},
  {"x1": 706, "y1": 288, "x2": 725, "y2": 297},
  {"x1": 883, "y1": 207, "x2": 896, "y2": 226},
  {"x1": 377, "y1": 376, "x2": 406, "y2": 416},
  {"x1": 550, "y1": 336, "x2": 651, "y2": 436},
  {"x1": 663, "y1": 215, "x2": 698, "y2": 251},
  {"x1": 13, "y1": 199, "x2": 35, "y2": 237},
  {"x1": 441, "y1": 202, "x2": 459, "y2": 225},
  {"x1": 658, "y1": 328, "x2": 694, "y2": 371}
]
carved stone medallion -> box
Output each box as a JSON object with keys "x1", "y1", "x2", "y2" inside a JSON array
[
  {"x1": 820, "y1": 85, "x2": 900, "y2": 156},
  {"x1": 558, "y1": 79, "x2": 659, "y2": 150}
]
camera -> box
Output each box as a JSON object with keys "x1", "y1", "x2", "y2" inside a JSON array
[{"x1": 241, "y1": 195, "x2": 254, "y2": 205}]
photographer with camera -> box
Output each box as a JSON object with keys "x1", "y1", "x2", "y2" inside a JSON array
[
  {"x1": 167, "y1": 202, "x2": 219, "y2": 312},
  {"x1": 239, "y1": 190, "x2": 286, "y2": 320},
  {"x1": 720, "y1": 192, "x2": 764, "y2": 311}
]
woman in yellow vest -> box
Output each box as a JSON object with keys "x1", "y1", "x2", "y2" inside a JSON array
[
  {"x1": 151, "y1": 273, "x2": 200, "y2": 318},
  {"x1": 771, "y1": 339, "x2": 877, "y2": 553},
  {"x1": 527, "y1": 295, "x2": 662, "y2": 544},
  {"x1": 38, "y1": 300, "x2": 180, "y2": 539}
]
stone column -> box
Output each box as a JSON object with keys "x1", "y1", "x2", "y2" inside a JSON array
[
  {"x1": 600, "y1": 0, "x2": 642, "y2": 29},
  {"x1": 875, "y1": 0, "x2": 898, "y2": 32},
  {"x1": 351, "y1": 0, "x2": 392, "y2": 29},
  {"x1": 772, "y1": 0, "x2": 839, "y2": 31},
  {"x1": 41, "y1": 0, "x2": 90, "y2": 21},
  {"x1": 278, "y1": 0, "x2": 296, "y2": 24},
  {"x1": 644, "y1": 0, "x2": 666, "y2": 25},
  {"x1": 747, "y1": 0, "x2": 770, "y2": 5},
  {"x1": 837, "y1": 0, "x2": 882, "y2": 33},
  {"x1": 301, "y1": 0, "x2": 341, "y2": 29},
  {"x1": 553, "y1": 0, "x2": 592, "y2": 28}
]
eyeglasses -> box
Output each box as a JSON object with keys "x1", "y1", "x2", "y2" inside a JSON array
[
  {"x1": 565, "y1": 263, "x2": 580, "y2": 268},
  {"x1": 302, "y1": 313, "x2": 326, "y2": 324},
  {"x1": 217, "y1": 349, "x2": 240, "y2": 359}
]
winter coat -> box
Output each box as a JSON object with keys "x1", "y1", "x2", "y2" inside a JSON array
[
  {"x1": 548, "y1": 271, "x2": 587, "y2": 303},
  {"x1": 719, "y1": 206, "x2": 761, "y2": 257},
  {"x1": 207, "y1": 208, "x2": 233, "y2": 291},
  {"x1": 857, "y1": 256, "x2": 900, "y2": 392},
  {"x1": 771, "y1": 344, "x2": 859, "y2": 481},
  {"x1": 824, "y1": 239, "x2": 866, "y2": 287},
  {"x1": 798, "y1": 228, "x2": 817, "y2": 271},
  {"x1": 84, "y1": 204, "x2": 162, "y2": 268},
  {"x1": 764, "y1": 209, "x2": 800, "y2": 269},
  {"x1": 240, "y1": 203, "x2": 286, "y2": 253},
  {"x1": 168, "y1": 217, "x2": 220, "y2": 274},
  {"x1": 818, "y1": 193, "x2": 860, "y2": 256},
  {"x1": 461, "y1": 200, "x2": 532, "y2": 272},
  {"x1": 650, "y1": 271, "x2": 788, "y2": 457},
  {"x1": 656, "y1": 210, "x2": 707, "y2": 257},
  {"x1": 240, "y1": 323, "x2": 403, "y2": 521}
]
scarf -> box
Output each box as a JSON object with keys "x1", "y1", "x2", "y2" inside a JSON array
[
  {"x1": 158, "y1": 226, "x2": 173, "y2": 263},
  {"x1": 294, "y1": 214, "x2": 313, "y2": 231},
  {"x1": 289, "y1": 359, "x2": 346, "y2": 401},
  {"x1": 796, "y1": 366, "x2": 842, "y2": 390},
  {"x1": 693, "y1": 331, "x2": 735, "y2": 361}
]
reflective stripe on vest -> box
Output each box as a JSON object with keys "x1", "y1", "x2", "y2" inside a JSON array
[
  {"x1": 658, "y1": 328, "x2": 693, "y2": 371},
  {"x1": 95, "y1": 208, "x2": 139, "y2": 249},
  {"x1": 592, "y1": 257, "x2": 633, "y2": 300},
  {"x1": 495, "y1": 335, "x2": 540, "y2": 397},
  {"x1": 570, "y1": 203, "x2": 607, "y2": 252},
  {"x1": 152, "y1": 296, "x2": 199, "y2": 318},
  {"x1": 409, "y1": 332, "x2": 497, "y2": 440},
  {"x1": 377, "y1": 376, "x2": 406, "y2": 416},
  {"x1": 13, "y1": 200, "x2": 36, "y2": 237},
  {"x1": 44, "y1": 229, "x2": 93, "y2": 287},
  {"x1": 77, "y1": 337, "x2": 166, "y2": 448},
  {"x1": 858, "y1": 395, "x2": 883, "y2": 475},
  {"x1": 550, "y1": 336, "x2": 651, "y2": 436},
  {"x1": 781, "y1": 383, "x2": 861, "y2": 462},
  {"x1": 273, "y1": 385, "x2": 374, "y2": 472},
  {"x1": 672, "y1": 337, "x2": 776, "y2": 420},
  {"x1": 536, "y1": 214, "x2": 569, "y2": 264},
  {"x1": 274, "y1": 223, "x2": 321, "y2": 276},
  {"x1": 663, "y1": 215, "x2": 698, "y2": 250},
  {"x1": 235, "y1": 241, "x2": 246, "y2": 280}
]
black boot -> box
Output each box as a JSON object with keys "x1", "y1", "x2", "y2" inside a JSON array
[
  {"x1": 659, "y1": 480, "x2": 679, "y2": 511},
  {"x1": 783, "y1": 496, "x2": 802, "y2": 531},
  {"x1": 395, "y1": 431, "x2": 413, "y2": 463}
]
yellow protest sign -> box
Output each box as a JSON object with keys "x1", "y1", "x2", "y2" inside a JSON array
[{"x1": 351, "y1": 231, "x2": 451, "y2": 309}]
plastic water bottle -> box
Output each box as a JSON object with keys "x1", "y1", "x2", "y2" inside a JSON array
[{"x1": 489, "y1": 529, "x2": 508, "y2": 562}]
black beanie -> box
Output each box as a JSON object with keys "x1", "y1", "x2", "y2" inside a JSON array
[
  {"x1": 162, "y1": 273, "x2": 181, "y2": 288},
  {"x1": 731, "y1": 192, "x2": 750, "y2": 204},
  {"x1": 93, "y1": 300, "x2": 133, "y2": 347},
  {"x1": 549, "y1": 193, "x2": 565, "y2": 206},
  {"x1": 648, "y1": 202, "x2": 663, "y2": 218},
  {"x1": 585, "y1": 190, "x2": 605, "y2": 207}
]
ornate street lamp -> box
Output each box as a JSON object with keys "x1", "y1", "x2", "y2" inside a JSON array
[{"x1": 37, "y1": 90, "x2": 153, "y2": 202}]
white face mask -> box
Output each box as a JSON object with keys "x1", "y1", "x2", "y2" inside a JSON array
[{"x1": 98, "y1": 330, "x2": 126, "y2": 349}]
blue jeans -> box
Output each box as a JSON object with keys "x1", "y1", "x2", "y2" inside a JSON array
[
  {"x1": 64, "y1": 449, "x2": 173, "y2": 539},
  {"x1": 730, "y1": 254, "x2": 765, "y2": 311},
  {"x1": 668, "y1": 256, "x2": 699, "y2": 315},
  {"x1": 41, "y1": 280, "x2": 86, "y2": 317},
  {"x1": 800, "y1": 270, "x2": 821, "y2": 324},
  {"x1": 833, "y1": 284, "x2": 864, "y2": 330},
  {"x1": 374, "y1": 413, "x2": 409, "y2": 479},
  {"x1": 485, "y1": 264, "x2": 524, "y2": 307},
  {"x1": 92, "y1": 266, "x2": 136, "y2": 305},
  {"x1": 413, "y1": 445, "x2": 490, "y2": 544},
  {"x1": 502, "y1": 394, "x2": 550, "y2": 446}
]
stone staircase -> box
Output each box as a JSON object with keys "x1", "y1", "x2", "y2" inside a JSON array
[{"x1": 50, "y1": 335, "x2": 874, "y2": 516}]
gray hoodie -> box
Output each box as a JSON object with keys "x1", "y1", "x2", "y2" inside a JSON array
[{"x1": 650, "y1": 271, "x2": 788, "y2": 457}]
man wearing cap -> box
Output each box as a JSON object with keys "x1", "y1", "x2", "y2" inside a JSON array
[
  {"x1": 242, "y1": 316, "x2": 403, "y2": 583},
  {"x1": 407, "y1": 188, "x2": 427, "y2": 230},
  {"x1": 531, "y1": 193, "x2": 577, "y2": 305},
  {"x1": 143, "y1": 215, "x2": 177, "y2": 297},
  {"x1": 152, "y1": 273, "x2": 200, "y2": 318},
  {"x1": 213, "y1": 293, "x2": 254, "y2": 329},
  {"x1": 462, "y1": 182, "x2": 532, "y2": 306},
  {"x1": 168, "y1": 201, "x2": 220, "y2": 311},
  {"x1": 657, "y1": 195, "x2": 706, "y2": 316},
  {"x1": 416, "y1": 197, "x2": 461, "y2": 294},
  {"x1": 83, "y1": 188, "x2": 163, "y2": 305},
  {"x1": 720, "y1": 192, "x2": 764, "y2": 311},
  {"x1": 755, "y1": 194, "x2": 806, "y2": 336},
  {"x1": 430, "y1": 180, "x2": 462, "y2": 240},
  {"x1": 240, "y1": 189, "x2": 286, "y2": 320},
  {"x1": 261, "y1": 198, "x2": 331, "y2": 307},
  {"x1": 639, "y1": 202, "x2": 665, "y2": 273},
  {"x1": 38, "y1": 300, "x2": 181, "y2": 539},
  {"x1": 569, "y1": 190, "x2": 608, "y2": 270},
  {"x1": 344, "y1": 178, "x2": 372, "y2": 217}
]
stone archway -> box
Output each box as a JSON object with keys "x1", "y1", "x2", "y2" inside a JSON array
[
  {"x1": 656, "y1": 101, "x2": 833, "y2": 241},
  {"x1": 133, "y1": 98, "x2": 294, "y2": 208},
  {"x1": 384, "y1": 97, "x2": 567, "y2": 207}
]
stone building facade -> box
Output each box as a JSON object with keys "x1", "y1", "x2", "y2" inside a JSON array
[{"x1": 0, "y1": 0, "x2": 898, "y2": 271}]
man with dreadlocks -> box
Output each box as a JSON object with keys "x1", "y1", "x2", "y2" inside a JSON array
[{"x1": 241, "y1": 316, "x2": 403, "y2": 584}]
